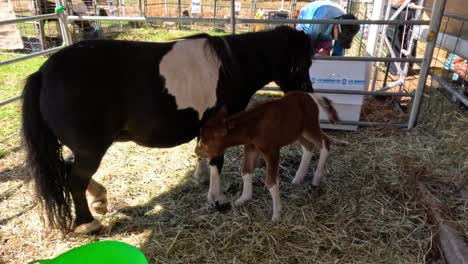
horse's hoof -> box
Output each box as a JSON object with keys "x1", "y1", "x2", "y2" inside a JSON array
[
  {"x1": 86, "y1": 180, "x2": 108, "y2": 215},
  {"x1": 90, "y1": 200, "x2": 108, "y2": 215},
  {"x1": 74, "y1": 219, "x2": 103, "y2": 234}
]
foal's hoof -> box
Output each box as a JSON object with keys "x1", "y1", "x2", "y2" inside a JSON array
[
  {"x1": 271, "y1": 213, "x2": 281, "y2": 223},
  {"x1": 311, "y1": 179, "x2": 321, "y2": 187},
  {"x1": 90, "y1": 200, "x2": 108, "y2": 215},
  {"x1": 234, "y1": 198, "x2": 246, "y2": 207},
  {"x1": 74, "y1": 219, "x2": 104, "y2": 235},
  {"x1": 291, "y1": 177, "x2": 304, "y2": 185},
  {"x1": 207, "y1": 193, "x2": 231, "y2": 212},
  {"x1": 234, "y1": 195, "x2": 251, "y2": 207},
  {"x1": 214, "y1": 201, "x2": 231, "y2": 212}
]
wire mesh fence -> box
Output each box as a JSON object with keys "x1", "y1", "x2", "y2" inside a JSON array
[
  {"x1": 421, "y1": 2, "x2": 468, "y2": 111},
  {"x1": 3, "y1": 0, "x2": 461, "y2": 130},
  {"x1": 6, "y1": 0, "x2": 63, "y2": 52},
  {"x1": 62, "y1": 0, "x2": 313, "y2": 40}
]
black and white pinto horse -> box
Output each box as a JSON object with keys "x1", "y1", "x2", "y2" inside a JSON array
[{"x1": 21, "y1": 26, "x2": 314, "y2": 234}]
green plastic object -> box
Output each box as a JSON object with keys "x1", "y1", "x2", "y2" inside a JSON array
[
  {"x1": 28, "y1": 240, "x2": 148, "y2": 264},
  {"x1": 54, "y1": 5, "x2": 65, "y2": 13}
]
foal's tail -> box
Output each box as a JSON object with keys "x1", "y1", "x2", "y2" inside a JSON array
[
  {"x1": 21, "y1": 71, "x2": 73, "y2": 231},
  {"x1": 312, "y1": 95, "x2": 340, "y2": 124}
]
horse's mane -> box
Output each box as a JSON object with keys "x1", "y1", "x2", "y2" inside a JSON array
[
  {"x1": 175, "y1": 33, "x2": 211, "y2": 40},
  {"x1": 174, "y1": 33, "x2": 236, "y2": 82},
  {"x1": 205, "y1": 36, "x2": 236, "y2": 79}
]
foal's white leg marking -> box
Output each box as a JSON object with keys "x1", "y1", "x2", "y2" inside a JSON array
[
  {"x1": 159, "y1": 38, "x2": 221, "y2": 119},
  {"x1": 193, "y1": 158, "x2": 210, "y2": 184},
  {"x1": 268, "y1": 184, "x2": 282, "y2": 222},
  {"x1": 312, "y1": 140, "x2": 329, "y2": 186},
  {"x1": 234, "y1": 173, "x2": 254, "y2": 207},
  {"x1": 207, "y1": 166, "x2": 229, "y2": 205},
  {"x1": 292, "y1": 145, "x2": 313, "y2": 184}
]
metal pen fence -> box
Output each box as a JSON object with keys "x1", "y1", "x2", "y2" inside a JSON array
[
  {"x1": 0, "y1": 0, "x2": 449, "y2": 129},
  {"x1": 422, "y1": 7, "x2": 468, "y2": 108}
]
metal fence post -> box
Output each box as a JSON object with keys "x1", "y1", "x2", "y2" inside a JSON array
[
  {"x1": 55, "y1": 0, "x2": 73, "y2": 46},
  {"x1": 177, "y1": 0, "x2": 181, "y2": 29},
  {"x1": 407, "y1": 0, "x2": 446, "y2": 129},
  {"x1": 230, "y1": 0, "x2": 235, "y2": 34}
]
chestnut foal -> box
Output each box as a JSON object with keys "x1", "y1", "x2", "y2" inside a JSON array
[{"x1": 195, "y1": 91, "x2": 339, "y2": 222}]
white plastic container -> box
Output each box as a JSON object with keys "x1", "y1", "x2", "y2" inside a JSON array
[{"x1": 309, "y1": 60, "x2": 370, "y2": 130}]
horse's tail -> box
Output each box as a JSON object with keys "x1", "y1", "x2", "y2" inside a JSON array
[
  {"x1": 312, "y1": 95, "x2": 340, "y2": 124},
  {"x1": 21, "y1": 71, "x2": 73, "y2": 231}
]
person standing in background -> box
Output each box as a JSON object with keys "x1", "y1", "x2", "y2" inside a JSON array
[{"x1": 296, "y1": 0, "x2": 360, "y2": 56}]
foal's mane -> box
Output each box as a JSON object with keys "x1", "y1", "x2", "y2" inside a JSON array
[{"x1": 225, "y1": 98, "x2": 276, "y2": 130}]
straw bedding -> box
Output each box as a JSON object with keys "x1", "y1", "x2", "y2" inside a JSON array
[{"x1": 0, "y1": 93, "x2": 466, "y2": 263}]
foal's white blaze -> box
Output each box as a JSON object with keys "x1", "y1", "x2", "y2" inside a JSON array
[
  {"x1": 235, "y1": 173, "x2": 254, "y2": 206},
  {"x1": 292, "y1": 145, "x2": 313, "y2": 184},
  {"x1": 159, "y1": 38, "x2": 221, "y2": 119},
  {"x1": 268, "y1": 184, "x2": 281, "y2": 222},
  {"x1": 312, "y1": 139, "x2": 329, "y2": 186}
]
